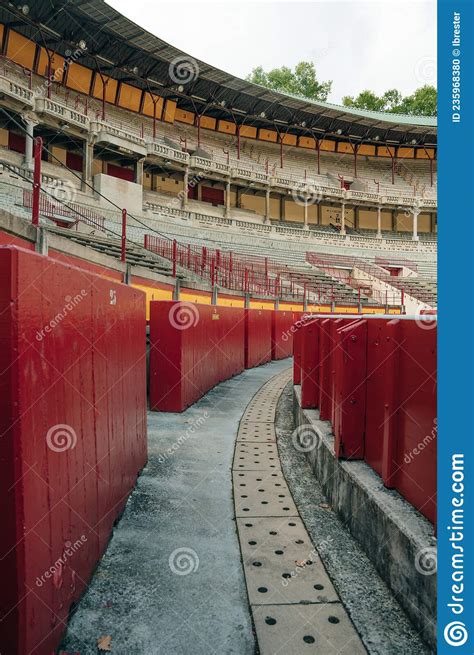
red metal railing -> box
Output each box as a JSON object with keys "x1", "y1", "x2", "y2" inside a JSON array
[{"x1": 23, "y1": 188, "x2": 105, "y2": 231}]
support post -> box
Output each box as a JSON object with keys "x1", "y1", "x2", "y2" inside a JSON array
[
  {"x1": 264, "y1": 188, "x2": 270, "y2": 223},
  {"x1": 23, "y1": 117, "x2": 36, "y2": 170},
  {"x1": 121, "y1": 209, "x2": 127, "y2": 263},
  {"x1": 83, "y1": 138, "x2": 94, "y2": 192},
  {"x1": 303, "y1": 196, "x2": 309, "y2": 230},
  {"x1": 182, "y1": 167, "x2": 189, "y2": 208},
  {"x1": 340, "y1": 202, "x2": 346, "y2": 235},
  {"x1": 135, "y1": 157, "x2": 145, "y2": 185},
  {"x1": 376, "y1": 205, "x2": 382, "y2": 238},
  {"x1": 172, "y1": 239, "x2": 177, "y2": 277},
  {"x1": 32, "y1": 137, "x2": 43, "y2": 227},
  {"x1": 412, "y1": 208, "x2": 419, "y2": 241},
  {"x1": 225, "y1": 179, "x2": 231, "y2": 217}
]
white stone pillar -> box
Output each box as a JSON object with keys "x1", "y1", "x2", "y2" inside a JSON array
[
  {"x1": 376, "y1": 205, "x2": 382, "y2": 238},
  {"x1": 264, "y1": 188, "x2": 270, "y2": 223},
  {"x1": 182, "y1": 166, "x2": 189, "y2": 209},
  {"x1": 135, "y1": 157, "x2": 145, "y2": 186},
  {"x1": 22, "y1": 114, "x2": 38, "y2": 170},
  {"x1": 412, "y1": 208, "x2": 419, "y2": 241},
  {"x1": 82, "y1": 139, "x2": 94, "y2": 192},
  {"x1": 225, "y1": 179, "x2": 231, "y2": 217},
  {"x1": 304, "y1": 196, "x2": 309, "y2": 230},
  {"x1": 340, "y1": 202, "x2": 346, "y2": 235}
]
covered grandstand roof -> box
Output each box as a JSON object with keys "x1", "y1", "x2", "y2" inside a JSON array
[{"x1": 0, "y1": 0, "x2": 437, "y2": 146}]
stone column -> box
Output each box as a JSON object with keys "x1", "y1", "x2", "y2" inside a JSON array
[
  {"x1": 182, "y1": 166, "x2": 189, "y2": 209},
  {"x1": 225, "y1": 179, "x2": 231, "y2": 217},
  {"x1": 135, "y1": 157, "x2": 145, "y2": 186},
  {"x1": 280, "y1": 195, "x2": 285, "y2": 221},
  {"x1": 340, "y1": 202, "x2": 346, "y2": 235},
  {"x1": 354, "y1": 205, "x2": 359, "y2": 230},
  {"x1": 82, "y1": 138, "x2": 95, "y2": 192},
  {"x1": 376, "y1": 205, "x2": 382, "y2": 238},
  {"x1": 22, "y1": 114, "x2": 38, "y2": 170},
  {"x1": 264, "y1": 188, "x2": 270, "y2": 223},
  {"x1": 303, "y1": 196, "x2": 309, "y2": 230},
  {"x1": 317, "y1": 201, "x2": 322, "y2": 225},
  {"x1": 412, "y1": 208, "x2": 420, "y2": 241}
]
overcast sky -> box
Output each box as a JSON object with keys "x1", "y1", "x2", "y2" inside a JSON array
[{"x1": 107, "y1": 0, "x2": 436, "y2": 103}]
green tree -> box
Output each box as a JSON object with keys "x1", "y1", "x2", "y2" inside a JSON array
[
  {"x1": 246, "y1": 61, "x2": 332, "y2": 101},
  {"x1": 342, "y1": 85, "x2": 436, "y2": 116}
]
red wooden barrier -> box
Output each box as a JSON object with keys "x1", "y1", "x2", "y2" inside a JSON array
[
  {"x1": 271, "y1": 310, "x2": 301, "y2": 360},
  {"x1": 293, "y1": 315, "x2": 315, "y2": 384},
  {"x1": 149, "y1": 301, "x2": 245, "y2": 412},
  {"x1": 295, "y1": 315, "x2": 437, "y2": 523},
  {"x1": 244, "y1": 308, "x2": 272, "y2": 368},
  {"x1": 300, "y1": 319, "x2": 320, "y2": 409},
  {"x1": 333, "y1": 320, "x2": 367, "y2": 459},
  {"x1": 0, "y1": 246, "x2": 147, "y2": 655}
]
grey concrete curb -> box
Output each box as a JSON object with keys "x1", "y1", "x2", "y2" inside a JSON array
[{"x1": 293, "y1": 384, "x2": 437, "y2": 650}]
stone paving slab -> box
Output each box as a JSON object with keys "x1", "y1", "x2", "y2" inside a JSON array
[{"x1": 252, "y1": 603, "x2": 367, "y2": 655}]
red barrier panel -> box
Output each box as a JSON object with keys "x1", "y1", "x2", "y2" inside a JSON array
[
  {"x1": 295, "y1": 314, "x2": 437, "y2": 523},
  {"x1": 244, "y1": 309, "x2": 272, "y2": 368},
  {"x1": 149, "y1": 301, "x2": 245, "y2": 411},
  {"x1": 0, "y1": 246, "x2": 147, "y2": 655},
  {"x1": 271, "y1": 310, "x2": 302, "y2": 360},
  {"x1": 333, "y1": 320, "x2": 367, "y2": 459},
  {"x1": 301, "y1": 320, "x2": 320, "y2": 409},
  {"x1": 384, "y1": 320, "x2": 437, "y2": 523}
]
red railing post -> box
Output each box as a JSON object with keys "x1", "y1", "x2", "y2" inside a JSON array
[
  {"x1": 32, "y1": 136, "x2": 43, "y2": 227},
  {"x1": 172, "y1": 239, "x2": 177, "y2": 277},
  {"x1": 121, "y1": 209, "x2": 127, "y2": 263}
]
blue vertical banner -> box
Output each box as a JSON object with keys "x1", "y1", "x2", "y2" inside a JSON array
[{"x1": 438, "y1": 0, "x2": 474, "y2": 653}]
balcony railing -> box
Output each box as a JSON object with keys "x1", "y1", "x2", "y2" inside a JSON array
[
  {"x1": 35, "y1": 97, "x2": 89, "y2": 131},
  {"x1": 0, "y1": 75, "x2": 34, "y2": 107},
  {"x1": 147, "y1": 141, "x2": 190, "y2": 164}
]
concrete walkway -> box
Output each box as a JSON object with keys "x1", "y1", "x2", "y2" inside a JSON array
[{"x1": 60, "y1": 359, "x2": 291, "y2": 655}]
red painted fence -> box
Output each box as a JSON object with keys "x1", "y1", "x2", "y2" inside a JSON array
[
  {"x1": 0, "y1": 246, "x2": 147, "y2": 655},
  {"x1": 295, "y1": 316, "x2": 437, "y2": 523},
  {"x1": 149, "y1": 301, "x2": 246, "y2": 412},
  {"x1": 244, "y1": 308, "x2": 272, "y2": 368},
  {"x1": 271, "y1": 310, "x2": 302, "y2": 360}
]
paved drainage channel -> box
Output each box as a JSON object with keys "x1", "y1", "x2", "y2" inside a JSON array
[{"x1": 233, "y1": 368, "x2": 367, "y2": 655}]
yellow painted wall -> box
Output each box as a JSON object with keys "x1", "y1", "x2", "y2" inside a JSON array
[
  {"x1": 175, "y1": 108, "x2": 195, "y2": 125},
  {"x1": 6, "y1": 30, "x2": 36, "y2": 69},
  {"x1": 200, "y1": 115, "x2": 216, "y2": 130},
  {"x1": 240, "y1": 125, "x2": 257, "y2": 139},
  {"x1": 37, "y1": 49, "x2": 65, "y2": 83},
  {"x1": 218, "y1": 120, "x2": 236, "y2": 135},
  {"x1": 142, "y1": 92, "x2": 164, "y2": 119},
  {"x1": 118, "y1": 83, "x2": 142, "y2": 112},
  {"x1": 163, "y1": 100, "x2": 176, "y2": 123},
  {"x1": 66, "y1": 63, "x2": 92, "y2": 94},
  {"x1": 0, "y1": 127, "x2": 9, "y2": 147},
  {"x1": 92, "y1": 74, "x2": 118, "y2": 104}
]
